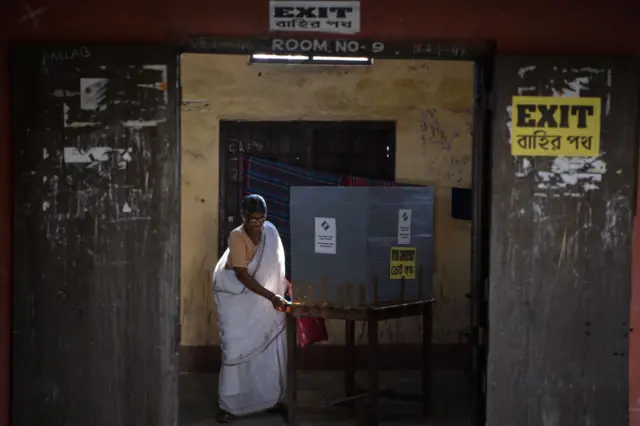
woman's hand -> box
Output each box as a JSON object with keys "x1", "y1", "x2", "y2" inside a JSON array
[{"x1": 271, "y1": 294, "x2": 289, "y2": 312}]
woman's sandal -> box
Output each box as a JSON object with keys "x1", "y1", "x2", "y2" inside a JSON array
[{"x1": 216, "y1": 409, "x2": 235, "y2": 424}]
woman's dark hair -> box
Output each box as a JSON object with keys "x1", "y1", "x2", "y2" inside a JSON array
[{"x1": 242, "y1": 194, "x2": 267, "y2": 215}]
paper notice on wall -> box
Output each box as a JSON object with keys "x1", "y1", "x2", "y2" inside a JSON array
[
  {"x1": 397, "y1": 209, "x2": 412, "y2": 244},
  {"x1": 80, "y1": 78, "x2": 108, "y2": 111},
  {"x1": 314, "y1": 217, "x2": 337, "y2": 254}
]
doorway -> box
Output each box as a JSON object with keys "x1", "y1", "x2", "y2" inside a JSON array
[
  {"x1": 7, "y1": 40, "x2": 493, "y2": 426},
  {"x1": 179, "y1": 51, "x2": 487, "y2": 425},
  {"x1": 9, "y1": 40, "x2": 638, "y2": 426}
]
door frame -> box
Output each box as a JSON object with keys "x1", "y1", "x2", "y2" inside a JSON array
[
  {"x1": 8, "y1": 43, "x2": 183, "y2": 426},
  {"x1": 182, "y1": 35, "x2": 496, "y2": 426},
  {"x1": 5, "y1": 37, "x2": 495, "y2": 426}
]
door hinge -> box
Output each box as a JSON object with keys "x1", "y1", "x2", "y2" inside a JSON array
[
  {"x1": 175, "y1": 320, "x2": 182, "y2": 356},
  {"x1": 484, "y1": 277, "x2": 489, "y2": 303},
  {"x1": 481, "y1": 89, "x2": 492, "y2": 112},
  {"x1": 477, "y1": 326, "x2": 486, "y2": 347}
]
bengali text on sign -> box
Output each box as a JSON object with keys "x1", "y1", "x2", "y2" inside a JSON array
[
  {"x1": 389, "y1": 247, "x2": 416, "y2": 280},
  {"x1": 511, "y1": 96, "x2": 601, "y2": 157},
  {"x1": 269, "y1": 1, "x2": 360, "y2": 34}
]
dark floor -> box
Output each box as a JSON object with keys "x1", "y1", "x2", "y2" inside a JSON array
[{"x1": 180, "y1": 370, "x2": 470, "y2": 426}]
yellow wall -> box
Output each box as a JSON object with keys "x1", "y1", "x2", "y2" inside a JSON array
[{"x1": 180, "y1": 54, "x2": 473, "y2": 346}]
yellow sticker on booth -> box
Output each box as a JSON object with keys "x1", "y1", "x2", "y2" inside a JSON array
[{"x1": 389, "y1": 247, "x2": 416, "y2": 280}]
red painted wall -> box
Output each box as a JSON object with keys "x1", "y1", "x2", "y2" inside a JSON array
[{"x1": 1, "y1": 1, "x2": 639, "y2": 425}]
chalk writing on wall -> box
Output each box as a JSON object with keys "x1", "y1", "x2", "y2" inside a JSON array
[
  {"x1": 17, "y1": 3, "x2": 49, "y2": 28},
  {"x1": 413, "y1": 43, "x2": 466, "y2": 58},
  {"x1": 42, "y1": 47, "x2": 91, "y2": 66}
]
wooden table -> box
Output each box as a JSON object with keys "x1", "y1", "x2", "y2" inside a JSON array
[{"x1": 285, "y1": 300, "x2": 434, "y2": 426}]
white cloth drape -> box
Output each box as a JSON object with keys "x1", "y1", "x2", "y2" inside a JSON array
[{"x1": 212, "y1": 221, "x2": 287, "y2": 415}]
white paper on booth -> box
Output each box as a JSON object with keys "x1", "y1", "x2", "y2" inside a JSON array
[
  {"x1": 314, "y1": 217, "x2": 337, "y2": 254},
  {"x1": 397, "y1": 209, "x2": 412, "y2": 244}
]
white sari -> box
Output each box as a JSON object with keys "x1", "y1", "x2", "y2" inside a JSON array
[{"x1": 212, "y1": 221, "x2": 287, "y2": 416}]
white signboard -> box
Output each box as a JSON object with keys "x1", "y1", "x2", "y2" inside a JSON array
[
  {"x1": 314, "y1": 217, "x2": 337, "y2": 254},
  {"x1": 269, "y1": 1, "x2": 360, "y2": 35},
  {"x1": 397, "y1": 209, "x2": 412, "y2": 245}
]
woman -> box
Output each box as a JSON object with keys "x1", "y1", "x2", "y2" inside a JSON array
[{"x1": 212, "y1": 194, "x2": 290, "y2": 423}]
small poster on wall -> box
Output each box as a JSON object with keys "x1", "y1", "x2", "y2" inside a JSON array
[
  {"x1": 80, "y1": 78, "x2": 108, "y2": 111},
  {"x1": 269, "y1": 1, "x2": 361, "y2": 35}
]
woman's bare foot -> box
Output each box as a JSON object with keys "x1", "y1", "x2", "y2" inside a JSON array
[
  {"x1": 267, "y1": 402, "x2": 288, "y2": 416},
  {"x1": 216, "y1": 408, "x2": 234, "y2": 423}
]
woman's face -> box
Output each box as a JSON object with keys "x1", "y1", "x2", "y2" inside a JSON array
[{"x1": 244, "y1": 212, "x2": 266, "y2": 232}]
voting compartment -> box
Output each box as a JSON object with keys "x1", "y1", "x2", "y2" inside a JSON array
[{"x1": 289, "y1": 186, "x2": 435, "y2": 306}]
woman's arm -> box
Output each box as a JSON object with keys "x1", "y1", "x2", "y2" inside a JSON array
[
  {"x1": 235, "y1": 268, "x2": 288, "y2": 311},
  {"x1": 228, "y1": 231, "x2": 277, "y2": 301},
  {"x1": 233, "y1": 267, "x2": 276, "y2": 301}
]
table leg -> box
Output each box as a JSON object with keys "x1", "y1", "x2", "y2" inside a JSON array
[
  {"x1": 286, "y1": 315, "x2": 298, "y2": 425},
  {"x1": 422, "y1": 303, "x2": 433, "y2": 419},
  {"x1": 345, "y1": 319, "x2": 356, "y2": 406},
  {"x1": 367, "y1": 320, "x2": 379, "y2": 426}
]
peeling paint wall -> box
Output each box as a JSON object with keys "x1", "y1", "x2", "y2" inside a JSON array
[
  {"x1": 487, "y1": 56, "x2": 637, "y2": 426},
  {"x1": 180, "y1": 53, "x2": 473, "y2": 346},
  {"x1": 11, "y1": 46, "x2": 180, "y2": 426}
]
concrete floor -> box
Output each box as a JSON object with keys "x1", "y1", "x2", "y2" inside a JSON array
[{"x1": 179, "y1": 370, "x2": 470, "y2": 426}]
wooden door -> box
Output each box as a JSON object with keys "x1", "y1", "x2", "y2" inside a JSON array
[
  {"x1": 10, "y1": 45, "x2": 180, "y2": 426},
  {"x1": 488, "y1": 56, "x2": 638, "y2": 425}
]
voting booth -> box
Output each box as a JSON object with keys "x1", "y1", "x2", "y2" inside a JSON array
[{"x1": 289, "y1": 186, "x2": 435, "y2": 306}]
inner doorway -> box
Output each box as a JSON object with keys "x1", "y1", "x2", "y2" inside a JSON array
[
  {"x1": 179, "y1": 51, "x2": 484, "y2": 426},
  {"x1": 218, "y1": 119, "x2": 396, "y2": 274}
]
